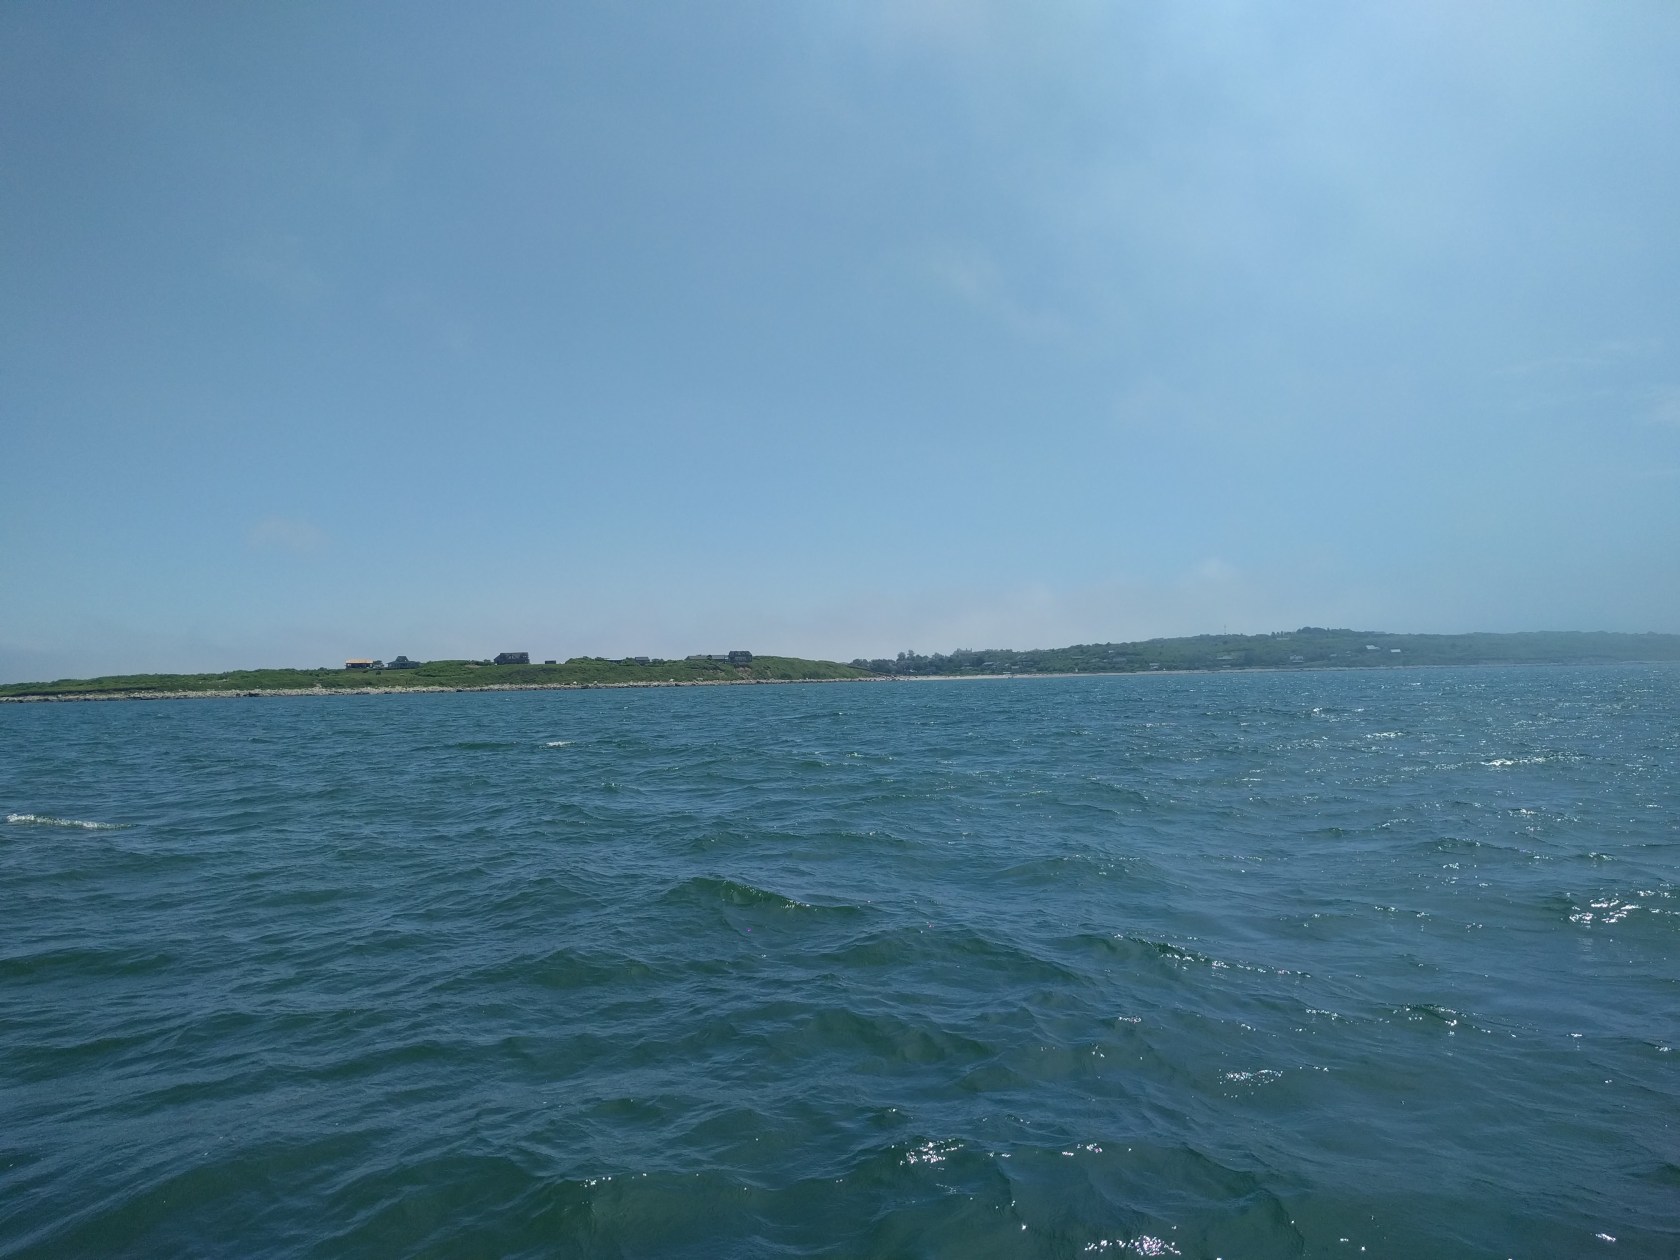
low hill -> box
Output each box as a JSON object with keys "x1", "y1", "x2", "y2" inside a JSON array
[
  {"x1": 0, "y1": 655, "x2": 873, "y2": 700},
  {"x1": 852, "y1": 629, "x2": 1680, "y2": 676}
]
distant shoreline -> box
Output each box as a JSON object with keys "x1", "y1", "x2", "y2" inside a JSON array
[
  {"x1": 4, "y1": 658, "x2": 1673, "y2": 703},
  {"x1": 10, "y1": 631, "x2": 1678, "y2": 702},
  {"x1": 0, "y1": 676, "x2": 871, "y2": 703},
  {"x1": 0, "y1": 670, "x2": 1187, "y2": 702}
]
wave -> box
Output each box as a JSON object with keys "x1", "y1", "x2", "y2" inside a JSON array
[
  {"x1": 5, "y1": 812, "x2": 127, "y2": 830},
  {"x1": 1393, "y1": 1002, "x2": 1503, "y2": 1035},
  {"x1": 659, "y1": 875, "x2": 867, "y2": 919},
  {"x1": 5, "y1": 662, "x2": 1675, "y2": 1258},
  {"x1": 1062, "y1": 931, "x2": 1305, "y2": 978}
]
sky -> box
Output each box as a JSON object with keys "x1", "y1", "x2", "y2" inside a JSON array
[{"x1": 3, "y1": 1, "x2": 1679, "y2": 681}]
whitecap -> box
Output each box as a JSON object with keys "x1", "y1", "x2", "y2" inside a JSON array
[
  {"x1": 5, "y1": 812, "x2": 126, "y2": 830},
  {"x1": 544, "y1": 740, "x2": 574, "y2": 748}
]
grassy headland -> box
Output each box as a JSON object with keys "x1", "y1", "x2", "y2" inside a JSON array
[{"x1": 0, "y1": 655, "x2": 873, "y2": 701}]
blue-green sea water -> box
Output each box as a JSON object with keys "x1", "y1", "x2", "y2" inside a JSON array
[{"x1": 2, "y1": 667, "x2": 1676, "y2": 1258}]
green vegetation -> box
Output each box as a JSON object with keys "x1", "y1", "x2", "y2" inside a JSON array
[
  {"x1": 852, "y1": 629, "x2": 1680, "y2": 676},
  {"x1": 9, "y1": 630, "x2": 1679, "y2": 700},
  {"x1": 0, "y1": 655, "x2": 872, "y2": 700}
]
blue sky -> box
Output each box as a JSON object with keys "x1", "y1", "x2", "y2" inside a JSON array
[{"x1": 4, "y1": 1, "x2": 1678, "y2": 680}]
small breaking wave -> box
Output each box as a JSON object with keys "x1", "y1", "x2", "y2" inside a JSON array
[{"x1": 6, "y1": 813, "x2": 127, "y2": 831}]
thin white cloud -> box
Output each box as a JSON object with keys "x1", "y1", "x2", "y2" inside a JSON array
[
  {"x1": 383, "y1": 282, "x2": 473, "y2": 354},
  {"x1": 1646, "y1": 385, "x2": 1680, "y2": 429},
  {"x1": 247, "y1": 516, "x2": 328, "y2": 554},
  {"x1": 1496, "y1": 339, "x2": 1661, "y2": 380},
  {"x1": 922, "y1": 244, "x2": 1071, "y2": 342},
  {"x1": 224, "y1": 234, "x2": 329, "y2": 305},
  {"x1": 1110, "y1": 379, "x2": 1206, "y2": 435}
]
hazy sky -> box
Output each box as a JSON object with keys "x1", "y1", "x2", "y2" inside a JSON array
[{"x1": 4, "y1": 1, "x2": 1679, "y2": 680}]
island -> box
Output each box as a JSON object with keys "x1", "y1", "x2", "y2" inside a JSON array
[
  {"x1": 0, "y1": 655, "x2": 874, "y2": 701},
  {"x1": 5, "y1": 630, "x2": 1679, "y2": 702}
]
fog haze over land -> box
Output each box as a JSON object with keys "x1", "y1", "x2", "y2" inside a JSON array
[{"x1": 3, "y1": 2, "x2": 1678, "y2": 681}]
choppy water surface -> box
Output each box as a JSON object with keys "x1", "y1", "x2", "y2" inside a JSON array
[{"x1": 2, "y1": 667, "x2": 1676, "y2": 1258}]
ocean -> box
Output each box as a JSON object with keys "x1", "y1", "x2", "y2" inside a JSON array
[{"x1": 1, "y1": 666, "x2": 1675, "y2": 1258}]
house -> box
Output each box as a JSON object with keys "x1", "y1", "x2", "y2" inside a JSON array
[
  {"x1": 344, "y1": 659, "x2": 383, "y2": 670},
  {"x1": 493, "y1": 652, "x2": 530, "y2": 665},
  {"x1": 727, "y1": 650, "x2": 753, "y2": 665},
  {"x1": 386, "y1": 656, "x2": 420, "y2": 669}
]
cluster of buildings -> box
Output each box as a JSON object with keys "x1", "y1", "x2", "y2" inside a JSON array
[
  {"x1": 343, "y1": 650, "x2": 752, "y2": 670},
  {"x1": 343, "y1": 652, "x2": 538, "y2": 670}
]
